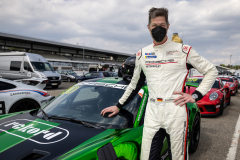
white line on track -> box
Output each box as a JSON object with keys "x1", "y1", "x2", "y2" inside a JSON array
[{"x1": 226, "y1": 114, "x2": 240, "y2": 160}]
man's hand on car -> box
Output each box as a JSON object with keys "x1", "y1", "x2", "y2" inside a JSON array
[
  {"x1": 101, "y1": 106, "x2": 119, "y2": 117},
  {"x1": 173, "y1": 91, "x2": 195, "y2": 106}
]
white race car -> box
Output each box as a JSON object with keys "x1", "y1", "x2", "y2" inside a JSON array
[{"x1": 0, "y1": 78, "x2": 54, "y2": 114}]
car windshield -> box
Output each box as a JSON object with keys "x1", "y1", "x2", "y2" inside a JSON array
[
  {"x1": 38, "y1": 83, "x2": 142, "y2": 129},
  {"x1": 219, "y1": 77, "x2": 234, "y2": 82},
  {"x1": 67, "y1": 71, "x2": 76, "y2": 75},
  {"x1": 31, "y1": 62, "x2": 54, "y2": 72},
  {"x1": 187, "y1": 78, "x2": 220, "y2": 88}
]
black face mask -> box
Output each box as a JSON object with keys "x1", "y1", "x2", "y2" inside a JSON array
[{"x1": 151, "y1": 26, "x2": 167, "y2": 42}]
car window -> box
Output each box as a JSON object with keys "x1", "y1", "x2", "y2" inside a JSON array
[
  {"x1": 219, "y1": 77, "x2": 234, "y2": 82},
  {"x1": 31, "y1": 62, "x2": 54, "y2": 71},
  {"x1": 0, "y1": 81, "x2": 16, "y2": 91},
  {"x1": 103, "y1": 72, "x2": 111, "y2": 77},
  {"x1": 10, "y1": 61, "x2": 21, "y2": 71},
  {"x1": 67, "y1": 71, "x2": 76, "y2": 74},
  {"x1": 187, "y1": 78, "x2": 220, "y2": 88},
  {"x1": 218, "y1": 79, "x2": 224, "y2": 88},
  {"x1": 73, "y1": 87, "x2": 99, "y2": 102},
  {"x1": 24, "y1": 62, "x2": 33, "y2": 72},
  {"x1": 92, "y1": 73, "x2": 100, "y2": 76},
  {"x1": 41, "y1": 85, "x2": 142, "y2": 129},
  {"x1": 85, "y1": 73, "x2": 92, "y2": 77}
]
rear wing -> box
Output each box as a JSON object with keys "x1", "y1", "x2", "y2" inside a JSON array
[{"x1": 14, "y1": 78, "x2": 48, "y2": 90}]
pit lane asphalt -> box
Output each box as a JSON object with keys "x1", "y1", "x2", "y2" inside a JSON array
[{"x1": 46, "y1": 82, "x2": 240, "y2": 160}]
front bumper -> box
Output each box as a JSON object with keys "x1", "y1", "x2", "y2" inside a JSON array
[
  {"x1": 197, "y1": 101, "x2": 221, "y2": 115},
  {"x1": 46, "y1": 80, "x2": 62, "y2": 86}
]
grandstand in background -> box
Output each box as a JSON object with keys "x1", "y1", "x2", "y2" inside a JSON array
[{"x1": 0, "y1": 32, "x2": 132, "y2": 72}]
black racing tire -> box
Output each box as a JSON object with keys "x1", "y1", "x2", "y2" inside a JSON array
[
  {"x1": 9, "y1": 99, "x2": 40, "y2": 113},
  {"x1": 227, "y1": 95, "x2": 231, "y2": 106},
  {"x1": 189, "y1": 114, "x2": 201, "y2": 153},
  {"x1": 52, "y1": 85, "x2": 59, "y2": 89},
  {"x1": 67, "y1": 78, "x2": 71, "y2": 82},
  {"x1": 219, "y1": 98, "x2": 224, "y2": 115}
]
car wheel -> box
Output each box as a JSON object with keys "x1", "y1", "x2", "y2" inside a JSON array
[
  {"x1": 9, "y1": 99, "x2": 40, "y2": 113},
  {"x1": 52, "y1": 85, "x2": 59, "y2": 89},
  {"x1": 219, "y1": 98, "x2": 224, "y2": 115},
  {"x1": 189, "y1": 114, "x2": 200, "y2": 153},
  {"x1": 67, "y1": 78, "x2": 71, "y2": 82},
  {"x1": 77, "y1": 79, "x2": 81, "y2": 83},
  {"x1": 227, "y1": 95, "x2": 231, "y2": 106}
]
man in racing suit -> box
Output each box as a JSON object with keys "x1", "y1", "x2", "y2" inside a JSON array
[{"x1": 101, "y1": 7, "x2": 218, "y2": 160}]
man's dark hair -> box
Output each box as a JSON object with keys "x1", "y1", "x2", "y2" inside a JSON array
[{"x1": 148, "y1": 7, "x2": 169, "y2": 25}]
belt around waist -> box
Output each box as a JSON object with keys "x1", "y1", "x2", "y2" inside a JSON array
[{"x1": 149, "y1": 97, "x2": 176, "y2": 103}]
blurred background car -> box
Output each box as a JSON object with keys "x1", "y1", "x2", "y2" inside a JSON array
[
  {"x1": 219, "y1": 76, "x2": 238, "y2": 95},
  {"x1": 57, "y1": 70, "x2": 80, "y2": 82},
  {"x1": 232, "y1": 76, "x2": 240, "y2": 89},
  {"x1": 109, "y1": 72, "x2": 118, "y2": 77},
  {"x1": 0, "y1": 52, "x2": 61, "y2": 89},
  {"x1": 76, "y1": 71, "x2": 111, "y2": 83},
  {"x1": 0, "y1": 78, "x2": 54, "y2": 114},
  {"x1": 186, "y1": 76, "x2": 231, "y2": 116}
]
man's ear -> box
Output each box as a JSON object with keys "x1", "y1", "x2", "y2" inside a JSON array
[{"x1": 147, "y1": 24, "x2": 151, "y2": 32}]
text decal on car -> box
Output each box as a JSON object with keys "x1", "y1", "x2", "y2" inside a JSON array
[
  {"x1": 78, "y1": 82, "x2": 128, "y2": 90},
  {"x1": 0, "y1": 119, "x2": 69, "y2": 146}
]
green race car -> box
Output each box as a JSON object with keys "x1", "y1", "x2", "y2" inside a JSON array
[{"x1": 0, "y1": 77, "x2": 201, "y2": 160}]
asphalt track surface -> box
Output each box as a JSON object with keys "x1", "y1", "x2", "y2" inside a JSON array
[{"x1": 46, "y1": 82, "x2": 240, "y2": 160}]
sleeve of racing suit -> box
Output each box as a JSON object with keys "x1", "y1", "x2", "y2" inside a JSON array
[
  {"x1": 116, "y1": 55, "x2": 146, "y2": 109},
  {"x1": 187, "y1": 47, "x2": 218, "y2": 101}
]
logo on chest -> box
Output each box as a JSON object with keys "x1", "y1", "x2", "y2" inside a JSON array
[
  {"x1": 145, "y1": 59, "x2": 178, "y2": 68},
  {"x1": 145, "y1": 52, "x2": 156, "y2": 58},
  {"x1": 166, "y1": 50, "x2": 179, "y2": 56},
  {"x1": 145, "y1": 52, "x2": 155, "y2": 55}
]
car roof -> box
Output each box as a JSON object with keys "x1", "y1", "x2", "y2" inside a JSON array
[
  {"x1": 189, "y1": 76, "x2": 219, "y2": 81},
  {"x1": 77, "y1": 77, "x2": 130, "y2": 85},
  {"x1": 91, "y1": 71, "x2": 110, "y2": 73},
  {"x1": 0, "y1": 78, "x2": 42, "y2": 90},
  {"x1": 218, "y1": 75, "x2": 233, "y2": 78}
]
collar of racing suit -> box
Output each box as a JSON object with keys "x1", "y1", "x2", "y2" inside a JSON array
[{"x1": 153, "y1": 36, "x2": 169, "y2": 47}]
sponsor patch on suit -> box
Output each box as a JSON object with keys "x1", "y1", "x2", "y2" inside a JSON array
[{"x1": 145, "y1": 55, "x2": 157, "y2": 59}]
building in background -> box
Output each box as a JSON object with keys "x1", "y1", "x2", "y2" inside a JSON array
[{"x1": 0, "y1": 32, "x2": 132, "y2": 74}]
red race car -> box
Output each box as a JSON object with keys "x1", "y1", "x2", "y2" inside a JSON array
[
  {"x1": 232, "y1": 76, "x2": 239, "y2": 91},
  {"x1": 186, "y1": 76, "x2": 231, "y2": 116},
  {"x1": 219, "y1": 76, "x2": 237, "y2": 96}
]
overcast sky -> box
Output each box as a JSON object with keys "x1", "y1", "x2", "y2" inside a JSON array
[{"x1": 0, "y1": 0, "x2": 239, "y2": 65}]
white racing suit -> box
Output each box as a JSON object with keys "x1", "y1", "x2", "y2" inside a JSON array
[{"x1": 116, "y1": 38, "x2": 218, "y2": 160}]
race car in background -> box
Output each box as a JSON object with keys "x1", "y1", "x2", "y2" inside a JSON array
[
  {"x1": 186, "y1": 76, "x2": 231, "y2": 116},
  {"x1": 0, "y1": 77, "x2": 201, "y2": 160},
  {"x1": 0, "y1": 78, "x2": 54, "y2": 114},
  {"x1": 232, "y1": 76, "x2": 239, "y2": 89},
  {"x1": 219, "y1": 76, "x2": 237, "y2": 96}
]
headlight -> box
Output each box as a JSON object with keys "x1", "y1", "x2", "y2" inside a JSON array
[
  {"x1": 209, "y1": 92, "x2": 218, "y2": 101},
  {"x1": 39, "y1": 73, "x2": 46, "y2": 79},
  {"x1": 230, "y1": 84, "x2": 234, "y2": 87},
  {"x1": 71, "y1": 76, "x2": 75, "y2": 79},
  {"x1": 59, "y1": 76, "x2": 61, "y2": 80}
]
